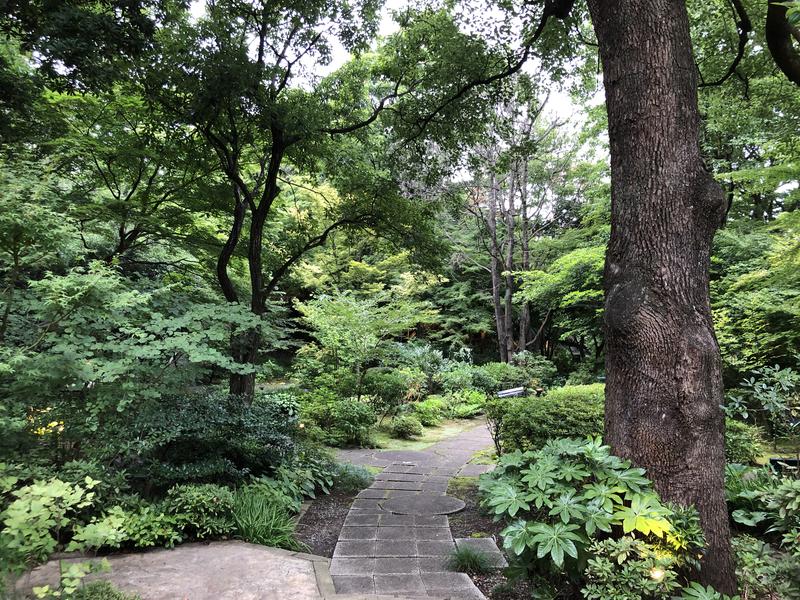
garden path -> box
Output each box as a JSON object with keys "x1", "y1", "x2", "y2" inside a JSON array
[{"x1": 332, "y1": 421, "x2": 500, "y2": 599}]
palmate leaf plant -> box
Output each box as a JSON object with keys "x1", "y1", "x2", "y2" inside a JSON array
[{"x1": 478, "y1": 437, "x2": 705, "y2": 588}]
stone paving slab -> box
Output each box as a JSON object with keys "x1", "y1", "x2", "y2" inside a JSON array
[
  {"x1": 380, "y1": 495, "x2": 465, "y2": 515},
  {"x1": 331, "y1": 421, "x2": 494, "y2": 599},
  {"x1": 22, "y1": 541, "x2": 330, "y2": 600}
]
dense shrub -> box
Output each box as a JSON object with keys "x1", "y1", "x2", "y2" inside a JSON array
[
  {"x1": 472, "y1": 362, "x2": 527, "y2": 394},
  {"x1": 724, "y1": 419, "x2": 764, "y2": 464},
  {"x1": 444, "y1": 389, "x2": 486, "y2": 419},
  {"x1": 413, "y1": 396, "x2": 446, "y2": 426},
  {"x1": 438, "y1": 363, "x2": 475, "y2": 392},
  {"x1": 389, "y1": 341, "x2": 445, "y2": 389},
  {"x1": 232, "y1": 487, "x2": 301, "y2": 549},
  {"x1": 511, "y1": 352, "x2": 559, "y2": 388},
  {"x1": 332, "y1": 463, "x2": 374, "y2": 493},
  {"x1": 363, "y1": 367, "x2": 427, "y2": 418},
  {"x1": 165, "y1": 484, "x2": 235, "y2": 540},
  {"x1": 390, "y1": 415, "x2": 424, "y2": 439},
  {"x1": 303, "y1": 399, "x2": 376, "y2": 447},
  {"x1": 94, "y1": 390, "x2": 298, "y2": 490},
  {"x1": 566, "y1": 361, "x2": 600, "y2": 385},
  {"x1": 479, "y1": 437, "x2": 706, "y2": 596},
  {"x1": 496, "y1": 384, "x2": 605, "y2": 451}
]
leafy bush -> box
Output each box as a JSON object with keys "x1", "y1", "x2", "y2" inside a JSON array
[
  {"x1": 442, "y1": 389, "x2": 486, "y2": 419},
  {"x1": 121, "y1": 505, "x2": 184, "y2": 548},
  {"x1": 566, "y1": 362, "x2": 599, "y2": 385},
  {"x1": 248, "y1": 451, "x2": 335, "y2": 514},
  {"x1": 472, "y1": 362, "x2": 527, "y2": 394},
  {"x1": 496, "y1": 384, "x2": 605, "y2": 452},
  {"x1": 479, "y1": 437, "x2": 705, "y2": 587},
  {"x1": 71, "y1": 581, "x2": 141, "y2": 600},
  {"x1": 0, "y1": 477, "x2": 99, "y2": 571},
  {"x1": 332, "y1": 463, "x2": 374, "y2": 494},
  {"x1": 583, "y1": 537, "x2": 680, "y2": 599},
  {"x1": 724, "y1": 419, "x2": 764, "y2": 464},
  {"x1": 732, "y1": 534, "x2": 800, "y2": 600},
  {"x1": 438, "y1": 364, "x2": 475, "y2": 392},
  {"x1": 511, "y1": 352, "x2": 559, "y2": 388},
  {"x1": 446, "y1": 546, "x2": 493, "y2": 574},
  {"x1": 363, "y1": 367, "x2": 427, "y2": 418},
  {"x1": 165, "y1": 484, "x2": 235, "y2": 540},
  {"x1": 95, "y1": 390, "x2": 298, "y2": 490},
  {"x1": 303, "y1": 399, "x2": 376, "y2": 447},
  {"x1": 390, "y1": 415, "x2": 424, "y2": 439},
  {"x1": 232, "y1": 487, "x2": 302, "y2": 550},
  {"x1": 413, "y1": 396, "x2": 446, "y2": 426}
]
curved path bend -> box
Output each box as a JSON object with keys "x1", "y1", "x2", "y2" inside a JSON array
[{"x1": 334, "y1": 421, "x2": 497, "y2": 599}]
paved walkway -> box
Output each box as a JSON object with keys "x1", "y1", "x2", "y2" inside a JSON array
[{"x1": 333, "y1": 421, "x2": 496, "y2": 599}]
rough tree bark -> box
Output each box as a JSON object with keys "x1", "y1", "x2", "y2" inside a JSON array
[{"x1": 586, "y1": 0, "x2": 736, "y2": 592}]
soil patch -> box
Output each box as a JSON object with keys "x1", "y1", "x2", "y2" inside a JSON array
[{"x1": 295, "y1": 490, "x2": 356, "y2": 558}]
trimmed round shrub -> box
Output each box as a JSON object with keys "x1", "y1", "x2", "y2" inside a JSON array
[
  {"x1": 303, "y1": 399, "x2": 376, "y2": 447},
  {"x1": 499, "y1": 384, "x2": 605, "y2": 451},
  {"x1": 390, "y1": 415, "x2": 424, "y2": 439},
  {"x1": 725, "y1": 419, "x2": 765, "y2": 464},
  {"x1": 413, "y1": 396, "x2": 446, "y2": 426}
]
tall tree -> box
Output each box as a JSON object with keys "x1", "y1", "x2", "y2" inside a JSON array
[{"x1": 586, "y1": 0, "x2": 736, "y2": 591}]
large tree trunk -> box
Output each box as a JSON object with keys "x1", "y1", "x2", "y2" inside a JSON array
[{"x1": 586, "y1": 0, "x2": 735, "y2": 592}]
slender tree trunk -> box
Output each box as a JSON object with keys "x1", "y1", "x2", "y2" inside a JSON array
[
  {"x1": 488, "y1": 172, "x2": 509, "y2": 362},
  {"x1": 518, "y1": 161, "x2": 531, "y2": 353},
  {"x1": 503, "y1": 169, "x2": 516, "y2": 362},
  {"x1": 587, "y1": 0, "x2": 735, "y2": 591}
]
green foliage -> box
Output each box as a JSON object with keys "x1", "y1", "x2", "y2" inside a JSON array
[
  {"x1": 232, "y1": 488, "x2": 302, "y2": 551},
  {"x1": 389, "y1": 415, "x2": 424, "y2": 439},
  {"x1": 446, "y1": 546, "x2": 494, "y2": 574},
  {"x1": 0, "y1": 477, "x2": 98, "y2": 571},
  {"x1": 363, "y1": 367, "x2": 427, "y2": 419},
  {"x1": 724, "y1": 419, "x2": 765, "y2": 465},
  {"x1": 302, "y1": 399, "x2": 376, "y2": 447},
  {"x1": 479, "y1": 438, "x2": 704, "y2": 582},
  {"x1": 471, "y1": 362, "x2": 528, "y2": 393},
  {"x1": 724, "y1": 362, "x2": 799, "y2": 441},
  {"x1": 96, "y1": 390, "x2": 298, "y2": 489},
  {"x1": 71, "y1": 581, "x2": 141, "y2": 600},
  {"x1": 732, "y1": 534, "x2": 800, "y2": 600},
  {"x1": 295, "y1": 291, "x2": 436, "y2": 397},
  {"x1": 582, "y1": 537, "x2": 680, "y2": 600},
  {"x1": 494, "y1": 385, "x2": 605, "y2": 452},
  {"x1": 120, "y1": 505, "x2": 183, "y2": 549},
  {"x1": 165, "y1": 484, "x2": 235, "y2": 540},
  {"x1": 678, "y1": 582, "x2": 738, "y2": 600},
  {"x1": 511, "y1": 352, "x2": 559, "y2": 389},
  {"x1": 413, "y1": 396, "x2": 446, "y2": 426},
  {"x1": 331, "y1": 463, "x2": 374, "y2": 494}
]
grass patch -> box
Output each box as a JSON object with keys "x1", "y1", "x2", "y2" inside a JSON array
[
  {"x1": 373, "y1": 418, "x2": 484, "y2": 450},
  {"x1": 469, "y1": 448, "x2": 497, "y2": 465},
  {"x1": 448, "y1": 476, "x2": 479, "y2": 498},
  {"x1": 446, "y1": 546, "x2": 494, "y2": 574},
  {"x1": 233, "y1": 489, "x2": 305, "y2": 551}
]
